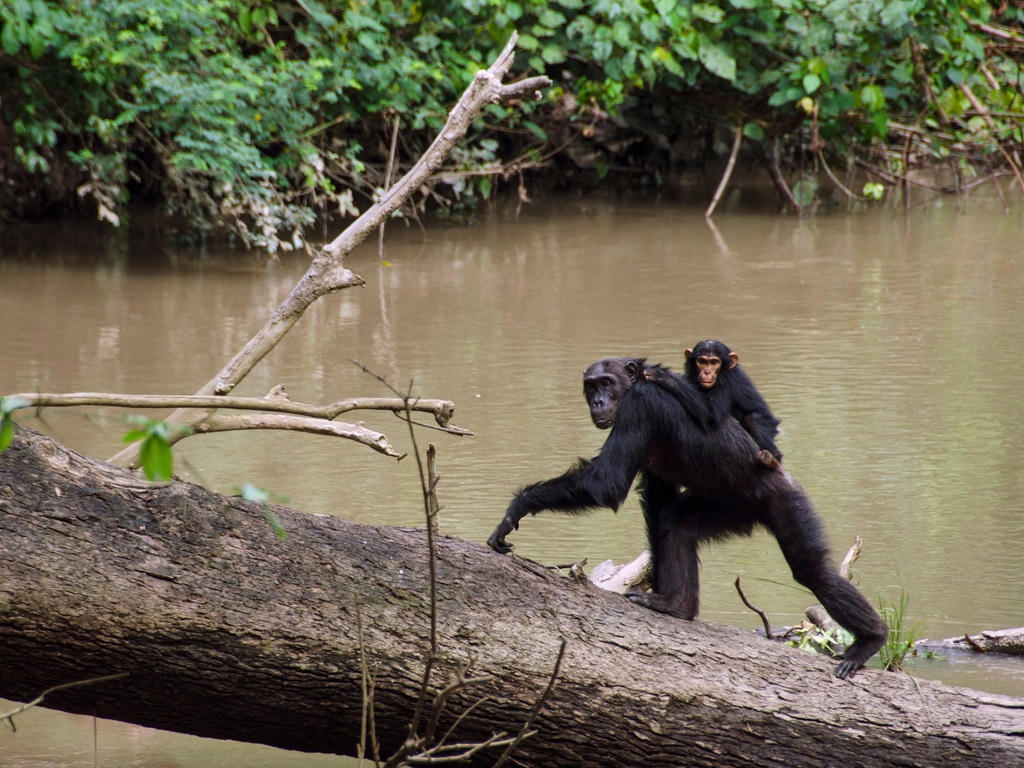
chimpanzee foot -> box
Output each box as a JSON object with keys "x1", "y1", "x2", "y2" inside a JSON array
[
  {"x1": 625, "y1": 590, "x2": 696, "y2": 620},
  {"x1": 833, "y1": 630, "x2": 888, "y2": 679}
]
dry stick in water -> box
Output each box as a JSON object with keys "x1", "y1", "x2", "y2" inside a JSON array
[
  {"x1": 705, "y1": 123, "x2": 744, "y2": 219},
  {"x1": 379, "y1": 112, "x2": 401, "y2": 262}
]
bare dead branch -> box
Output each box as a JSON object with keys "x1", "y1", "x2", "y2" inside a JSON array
[
  {"x1": 838, "y1": 536, "x2": 862, "y2": 581},
  {"x1": 190, "y1": 414, "x2": 404, "y2": 458},
  {"x1": 818, "y1": 152, "x2": 867, "y2": 202}
]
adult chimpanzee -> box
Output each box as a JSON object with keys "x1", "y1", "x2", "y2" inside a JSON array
[
  {"x1": 645, "y1": 339, "x2": 782, "y2": 468},
  {"x1": 487, "y1": 357, "x2": 887, "y2": 679}
]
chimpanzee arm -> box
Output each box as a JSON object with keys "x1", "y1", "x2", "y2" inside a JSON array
[
  {"x1": 487, "y1": 391, "x2": 654, "y2": 554},
  {"x1": 740, "y1": 413, "x2": 783, "y2": 462},
  {"x1": 642, "y1": 364, "x2": 716, "y2": 430},
  {"x1": 729, "y1": 370, "x2": 783, "y2": 461}
]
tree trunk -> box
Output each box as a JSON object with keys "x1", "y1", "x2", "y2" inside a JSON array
[{"x1": 2, "y1": 426, "x2": 1023, "y2": 767}]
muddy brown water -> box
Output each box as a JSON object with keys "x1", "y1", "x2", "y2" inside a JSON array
[{"x1": 3, "y1": 187, "x2": 1024, "y2": 764}]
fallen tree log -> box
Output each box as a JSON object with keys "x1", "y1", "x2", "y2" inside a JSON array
[
  {"x1": 2, "y1": 426, "x2": 1024, "y2": 767},
  {"x1": 919, "y1": 628, "x2": 1024, "y2": 656}
]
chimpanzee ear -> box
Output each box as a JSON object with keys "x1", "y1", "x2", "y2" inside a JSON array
[
  {"x1": 684, "y1": 348, "x2": 694, "y2": 359},
  {"x1": 624, "y1": 360, "x2": 640, "y2": 381},
  {"x1": 728, "y1": 352, "x2": 739, "y2": 368}
]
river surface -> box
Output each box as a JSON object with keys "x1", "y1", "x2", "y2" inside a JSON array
[{"x1": 2, "y1": 186, "x2": 1024, "y2": 765}]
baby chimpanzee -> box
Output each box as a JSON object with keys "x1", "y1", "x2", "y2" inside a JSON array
[{"x1": 645, "y1": 339, "x2": 782, "y2": 468}]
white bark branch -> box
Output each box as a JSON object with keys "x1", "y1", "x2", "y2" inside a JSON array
[
  {"x1": 6, "y1": 391, "x2": 469, "y2": 433},
  {"x1": 192, "y1": 414, "x2": 402, "y2": 457}
]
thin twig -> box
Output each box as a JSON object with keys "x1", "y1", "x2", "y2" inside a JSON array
[
  {"x1": 107, "y1": 30, "x2": 547, "y2": 468},
  {"x1": 734, "y1": 577, "x2": 774, "y2": 640},
  {"x1": 355, "y1": 598, "x2": 376, "y2": 767},
  {"x1": 765, "y1": 139, "x2": 801, "y2": 209},
  {"x1": 427, "y1": 443, "x2": 440, "y2": 536},
  {"x1": 817, "y1": 152, "x2": 866, "y2": 202},
  {"x1": 1, "y1": 673, "x2": 128, "y2": 732}
]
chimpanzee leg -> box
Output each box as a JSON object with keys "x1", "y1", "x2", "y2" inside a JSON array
[
  {"x1": 627, "y1": 492, "x2": 749, "y2": 620},
  {"x1": 764, "y1": 486, "x2": 888, "y2": 679},
  {"x1": 636, "y1": 473, "x2": 677, "y2": 593}
]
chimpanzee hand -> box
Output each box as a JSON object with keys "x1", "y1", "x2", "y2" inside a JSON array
[{"x1": 487, "y1": 515, "x2": 519, "y2": 554}]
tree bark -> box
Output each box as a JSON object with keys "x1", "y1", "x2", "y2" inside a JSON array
[{"x1": 2, "y1": 426, "x2": 1024, "y2": 767}]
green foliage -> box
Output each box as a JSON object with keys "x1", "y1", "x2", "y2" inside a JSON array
[
  {"x1": 863, "y1": 181, "x2": 885, "y2": 200},
  {"x1": 0, "y1": 396, "x2": 30, "y2": 453},
  {"x1": 0, "y1": 0, "x2": 1020, "y2": 239},
  {"x1": 878, "y1": 587, "x2": 925, "y2": 673},
  {"x1": 787, "y1": 621, "x2": 854, "y2": 658},
  {"x1": 123, "y1": 416, "x2": 190, "y2": 482}
]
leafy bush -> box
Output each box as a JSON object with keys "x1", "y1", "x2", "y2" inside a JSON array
[{"x1": 1, "y1": 1, "x2": 1020, "y2": 244}]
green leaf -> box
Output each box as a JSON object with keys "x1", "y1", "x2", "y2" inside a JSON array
[
  {"x1": 0, "y1": 419, "x2": 15, "y2": 453},
  {"x1": 518, "y1": 33, "x2": 539, "y2": 51},
  {"x1": 698, "y1": 38, "x2": 736, "y2": 82},
  {"x1": 743, "y1": 122, "x2": 765, "y2": 141},
  {"x1": 860, "y1": 84, "x2": 886, "y2": 112},
  {"x1": 262, "y1": 506, "x2": 288, "y2": 539},
  {"x1": 524, "y1": 120, "x2": 548, "y2": 141},
  {"x1": 792, "y1": 177, "x2": 818, "y2": 207},
  {"x1": 541, "y1": 44, "x2": 565, "y2": 65},
  {"x1": 139, "y1": 435, "x2": 173, "y2": 482},
  {"x1": 1, "y1": 20, "x2": 20, "y2": 55},
  {"x1": 863, "y1": 181, "x2": 885, "y2": 200},
  {"x1": 655, "y1": 0, "x2": 677, "y2": 16},
  {"x1": 692, "y1": 3, "x2": 726, "y2": 24},
  {"x1": 239, "y1": 484, "x2": 287, "y2": 538},
  {"x1": 240, "y1": 482, "x2": 270, "y2": 503}
]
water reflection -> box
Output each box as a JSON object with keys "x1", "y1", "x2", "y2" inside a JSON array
[{"x1": 3, "y1": 188, "x2": 1024, "y2": 762}]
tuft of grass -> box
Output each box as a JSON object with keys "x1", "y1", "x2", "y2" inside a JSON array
[{"x1": 878, "y1": 587, "x2": 925, "y2": 672}]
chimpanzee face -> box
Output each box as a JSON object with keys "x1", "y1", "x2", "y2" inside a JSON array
[
  {"x1": 685, "y1": 343, "x2": 738, "y2": 389},
  {"x1": 692, "y1": 354, "x2": 724, "y2": 389},
  {"x1": 583, "y1": 358, "x2": 640, "y2": 429}
]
